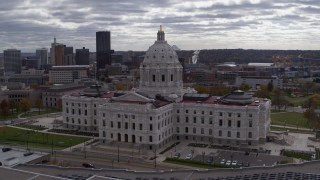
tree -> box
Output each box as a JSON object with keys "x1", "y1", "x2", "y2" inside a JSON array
[
  {"x1": 99, "y1": 75, "x2": 106, "y2": 81},
  {"x1": 0, "y1": 99, "x2": 10, "y2": 119},
  {"x1": 19, "y1": 98, "x2": 32, "y2": 113},
  {"x1": 267, "y1": 80, "x2": 274, "y2": 92},
  {"x1": 271, "y1": 88, "x2": 289, "y2": 111},
  {"x1": 8, "y1": 99, "x2": 16, "y2": 115},
  {"x1": 30, "y1": 83, "x2": 39, "y2": 89},
  {"x1": 254, "y1": 84, "x2": 270, "y2": 99},
  {"x1": 239, "y1": 83, "x2": 250, "y2": 91},
  {"x1": 303, "y1": 94, "x2": 320, "y2": 129},
  {"x1": 195, "y1": 85, "x2": 210, "y2": 94},
  {"x1": 35, "y1": 99, "x2": 43, "y2": 114}
]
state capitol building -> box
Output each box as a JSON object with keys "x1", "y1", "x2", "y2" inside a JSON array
[{"x1": 62, "y1": 26, "x2": 271, "y2": 150}]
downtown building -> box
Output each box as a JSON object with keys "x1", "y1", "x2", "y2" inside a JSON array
[
  {"x1": 96, "y1": 31, "x2": 113, "y2": 71},
  {"x1": 3, "y1": 49, "x2": 21, "y2": 74},
  {"x1": 62, "y1": 27, "x2": 271, "y2": 150}
]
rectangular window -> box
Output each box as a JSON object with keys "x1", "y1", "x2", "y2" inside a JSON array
[
  {"x1": 132, "y1": 115, "x2": 135, "y2": 119},
  {"x1": 118, "y1": 122, "x2": 121, "y2": 129},
  {"x1": 111, "y1": 121, "x2": 113, "y2": 128},
  {"x1": 149, "y1": 116, "x2": 152, "y2": 120},
  {"x1": 249, "y1": 121, "x2": 252, "y2": 127},
  {"x1": 150, "y1": 124, "x2": 153, "y2": 131},
  {"x1": 162, "y1": 75, "x2": 165, "y2": 81},
  {"x1": 176, "y1": 127, "x2": 180, "y2": 133},
  {"x1": 201, "y1": 117, "x2": 204, "y2": 124},
  {"x1": 117, "y1": 114, "x2": 120, "y2": 118},
  {"x1": 186, "y1": 110, "x2": 188, "y2": 113},
  {"x1": 139, "y1": 123, "x2": 143, "y2": 130},
  {"x1": 186, "y1": 116, "x2": 189, "y2": 123},
  {"x1": 219, "y1": 112, "x2": 223, "y2": 116},
  {"x1": 193, "y1": 117, "x2": 197, "y2": 123},
  {"x1": 125, "y1": 122, "x2": 128, "y2": 129},
  {"x1": 219, "y1": 130, "x2": 222, "y2": 136},
  {"x1": 228, "y1": 113, "x2": 232, "y2": 117},
  {"x1": 194, "y1": 110, "x2": 196, "y2": 114},
  {"x1": 210, "y1": 111, "x2": 213, "y2": 115},
  {"x1": 237, "y1": 113, "x2": 241, "y2": 117},
  {"x1": 237, "y1": 121, "x2": 241, "y2": 127},
  {"x1": 153, "y1": 75, "x2": 155, "y2": 81},
  {"x1": 132, "y1": 123, "x2": 135, "y2": 130},
  {"x1": 209, "y1": 118, "x2": 213, "y2": 124},
  {"x1": 249, "y1": 114, "x2": 253, "y2": 118},
  {"x1": 177, "y1": 116, "x2": 180, "y2": 123},
  {"x1": 237, "y1": 132, "x2": 240, "y2": 138},
  {"x1": 227, "y1": 131, "x2": 231, "y2": 137},
  {"x1": 177, "y1": 110, "x2": 180, "y2": 113},
  {"x1": 103, "y1": 120, "x2": 106, "y2": 126},
  {"x1": 248, "y1": 132, "x2": 252, "y2": 138},
  {"x1": 228, "y1": 120, "x2": 231, "y2": 127},
  {"x1": 219, "y1": 119, "x2": 223, "y2": 126},
  {"x1": 171, "y1": 74, "x2": 173, "y2": 81}
]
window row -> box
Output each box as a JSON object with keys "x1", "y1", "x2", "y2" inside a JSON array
[{"x1": 177, "y1": 109, "x2": 253, "y2": 118}]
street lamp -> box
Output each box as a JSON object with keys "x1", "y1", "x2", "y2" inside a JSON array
[
  {"x1": 202, "y1": 151, "x2": 205, "y2": 163},
  {"x1": 117, "y1": 144, "x2": 120, "y2": 162},
  {"x1": 154, "y1": 147, "x2": 157, "y2": 169}
]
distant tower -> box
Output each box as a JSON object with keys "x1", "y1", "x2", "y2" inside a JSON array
[
  {"x1": 64, "y1": 46, "x2": 74, "y2": 65},
  {"x1": 50, "y1": 37, "x2": 65, "y2": 65},
  {"x1": 36, "y1": 48, "x2": 48, "y2": 65},
  {"x1": 96, "y1": 31, "x2": 112, "y2": 71},
  {"x1": 75, "y1": 47, "x2": 90, "y2": 65},
  {"x1": 3, "y1": 49, "x2": 21, "y2": 74}
]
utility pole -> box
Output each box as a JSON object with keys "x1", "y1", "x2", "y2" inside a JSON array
[
  {"x1": 154, "y1": 147, "x2": 157, "y2": 168},
  {"x1": 117, "y1": 144, "x2": 120, "y2": 162}
]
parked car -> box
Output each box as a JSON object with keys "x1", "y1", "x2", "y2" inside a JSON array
[
  {"x1": 244, "y1": 162, "x2": 250, "y2": 167},
  {"x1": 226, "y1": 160, "x2": 231, "y2": 166},
  {"x1": 173, "y1": 153, "x2": 181, "y2": 158},
  {"x1": 207, "y1": 156, "x2": 214, "y2": 163},
  {"x1": 220, "y1": 159, "x2": 225, "y2": 164},
  {"x1": 24, "y1": 152, "x2": 34, "y2": 156},
  {"x1": 2, "y1": 148, "x2": 12, "y2": 152},
  {"x1": 185, "y1": 153, "x2": 193, "y2": 160},
  {"x1": 237, "y1": 161, "x2": 243, "y2": 166},
  {"x1": 231, "y1": 160, "x2": 237, "y2": 166},
  {"x1": 82, "y1": 162, "x2": 95, "y2": 168}
]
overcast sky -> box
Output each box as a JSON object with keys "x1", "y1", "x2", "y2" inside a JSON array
[{"x1": 0, "y1": 0, "x2": 319, "y2": 52}]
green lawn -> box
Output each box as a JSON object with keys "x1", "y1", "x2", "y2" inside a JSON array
[
  {"x1": 270, "y1": 126, "x2": 313, "y2": 134},
  {"x1": 0, "y1": 112, "x2": 19, "y2": 121},
  {"x1": 271, "y1": 112, "x2": 311, "y2": 129},
  {"x1": 20, "y1": 108, "x2": 61, "y2": 118},
  {"x1": 284, "y1": 95, "x2": 310, "y2": 107},
  {"x1": 0, "y1": 126, "x2": 90, "y2": 150}
]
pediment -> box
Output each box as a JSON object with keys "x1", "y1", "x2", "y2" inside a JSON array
[{"x1": 112, "y1": 92, "x2": 153, "y2": 102}]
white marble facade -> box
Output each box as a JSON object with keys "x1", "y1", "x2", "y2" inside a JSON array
[{"x1": 62, "y1": 26, "x2": 271, "y2": 150}]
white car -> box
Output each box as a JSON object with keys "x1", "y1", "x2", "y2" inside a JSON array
[
  {"x1": 185, "y1": 154, "x2": 193, "y2": 160},
  {"x1": 220, "y1": 159, "x2": 225, "y2": 164},
  {"x1": 226, "y1": 160, "x2": 231, "y2": 165},
  {"x1": 232, "y1": 160, "x2": 237, "y2": 166}
]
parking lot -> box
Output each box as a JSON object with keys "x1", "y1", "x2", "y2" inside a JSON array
[
  {"x1": 0, "y1": 145, "x2": 48, "y2": 167},
  {"x1": 168, "y1": 142, "x2": 293, "y2": 167}
]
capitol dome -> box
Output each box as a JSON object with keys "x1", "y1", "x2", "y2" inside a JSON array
[
  {"x1": 139, "y1": 26, "x2": 183, "y2": 98},
  {"x1": 143, "y1": 28, "x2": 180, "y2": 65}
]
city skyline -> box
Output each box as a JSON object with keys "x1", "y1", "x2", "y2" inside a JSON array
[{"x1": 0, "y1": 0, "x2": 319, "y2": 52}]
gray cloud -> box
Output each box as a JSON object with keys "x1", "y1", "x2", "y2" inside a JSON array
[{"x1": 0, "y1": 0, "x2": 319, "y2": 52}]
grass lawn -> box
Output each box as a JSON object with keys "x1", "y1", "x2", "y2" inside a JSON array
[
  {"x1": 0, "y1": 126, "x2": 90, "y2": 150},
  {"x1": 164, "y1": 158, "x2": 234, "y2": 169},
  {"x1": 270, "y1": 126, "x2": 313, "y2": 134},
  {"x1": 284, "y1": 95, "x2": 310, "y2": 107},
  {"x1": 0, "y1": 112, "x2": 19, "y2": 121},
  {"x1": 271, "y1": 112, "x2": 311, "y2": 129},
  {"x1": 20, "y1": 108, "x2": 61, "y2": 118}
]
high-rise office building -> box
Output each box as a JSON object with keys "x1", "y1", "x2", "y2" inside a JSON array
[
  {"x1": 64, "y1": 46, "x2": 74, "y2": 65},
  {"x1": 75, "y1": 47, "x2": 89, "y2": 65},
  {"x1": 4, "y1": 49, "x2": 21, "y2": 74},
  {"x1": 36, "y1": 48, "x2": 48, "y2": 65},
  {"x1": 96, "y1": 31, "x2": 112, "y2": 70},
  {"x1": 50, "y1": 37, "x2": 65, "y2": 66}
]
